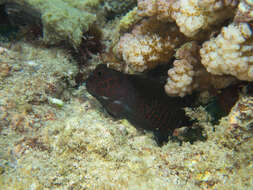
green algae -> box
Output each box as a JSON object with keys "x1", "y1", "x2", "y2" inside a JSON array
[{"x1": 28, "y1": 0, "x2": 96, "y2": 47}]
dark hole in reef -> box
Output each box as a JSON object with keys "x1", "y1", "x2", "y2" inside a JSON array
[
  {"x1": 71, "y1": 24, "x2": 104, "y2": 66},
  {"x1": 204, "y1": 81, "x2": 253, "y2": 129},
  {"x1": 0, "y1": 2, "x2": 43, "y2": 42},
  {"x1": 173, "y1": 126, "x2": 207, "y2": 146},
  {"x1": 97, "y1": 71, "x2": 102, "y2": 76},
  {"x1": 172, "y1": 82, "x2": 249, "y2": 145},
  {"x1": 0, "y1": 3, "x2": 19, "y2": 40},
  {"x1": 0, "y1": 4, "x2": 11, "y2": 25},
  {"x1": 204, "y1": 83, "x2": 244, "y2": 125},
  {"x1": 144, "y1": 60, "x2": 174, "y2": 85},
  {"x1": 247, "y1": 82, "x2": 253, "y2": 95},
  {"x1": 72, "y1": 25, "x2": 105, "y2": 87}
]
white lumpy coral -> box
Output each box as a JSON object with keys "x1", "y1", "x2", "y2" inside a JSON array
[
  {"x1": 116, "y1": 19, "x2": 184, "y2": 72},
  {"x1": 170, "y1": 0, "x2": 238, "y2": 37},
  {"x1": 165, "y1": 42, "x2": 199, "y2": 97},
  {"x1": 165, "y1": 59, "x2": 196, "y2": 97},
  {"x1": 200, "y1": 23, "x2": 253, "y2": 81},
  {"x1": 117, "y1": 32, "x2": 170, "y2": 72},
  {"x1": 138, "y1": 0, "x2": 238, "y2": 37},
  {"x1": 165, "y1": 41, "x2": 236, "y2": 97}
]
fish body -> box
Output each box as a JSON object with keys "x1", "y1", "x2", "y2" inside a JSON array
[{"x1": 86, "y1": 64, "x2": 191, "y2": 144}]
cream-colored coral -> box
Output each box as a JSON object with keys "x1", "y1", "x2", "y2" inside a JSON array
[
  {"x1": 165, "y1": 59, "x2": 196, "y2": 97},
  {"x1": 138, "y1": 0, "x2": 238, "y2": 37},
  {"x1": 138, "y1": 0, "x2": 175, "y2": 21},
  {"x1": 116, "y1": 19, "x2": 184, "y2": 72},
  {"x1": 165, "y1": 42, "x2": 236, "y2": 97},
  {"x1": 170, "y1": 0, "x2": 238, "y2": 37},
  {"x1": 200, "y1": 23, "x2": 253, "y2": 81},
  {"x1": 165, "y1": 42, "x2": 200, "y2": 97},
  {"x1": 234, "y1": 0, "x2": 253, "y2": 22}
]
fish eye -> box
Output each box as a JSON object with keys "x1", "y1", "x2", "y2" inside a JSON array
[{"x1": 97, "y1": 71, "x2": 102, "y2": 76}]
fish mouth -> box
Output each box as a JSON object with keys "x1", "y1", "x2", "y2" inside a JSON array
[
  {"x1": 85, "y1": 78, "x2": 93, "y2": 94},
  {"x1": 99, "y1": 96, "x2": 109, "y2": 100}
]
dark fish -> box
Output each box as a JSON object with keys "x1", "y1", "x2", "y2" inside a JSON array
[{"x1": 86, "y1": 64, "x2": 192, "y2": 144}]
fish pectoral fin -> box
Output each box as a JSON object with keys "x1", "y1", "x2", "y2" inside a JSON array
[
  {"x1": 104, "y1": 100, "x2": 124, "y2": 118},
  {"x1": 97, "y1": 96, "x2": 126, "y2": 118}
]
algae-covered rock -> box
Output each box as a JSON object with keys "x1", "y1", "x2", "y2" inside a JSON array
[
  {"x1": 63, "y1": 0, "x2": 102, "y2": 10},
  {"x1": 28, "y1": 0, "x2": 96, "y2": 47},
  {"x1": 2, "y1": 0, "x2": 96, "y2": 47},
  {"x1": 118, "y1": 7, "x2": 140, "y2": 32},
  {"x1": 37, "y1": 0, "x2": 96, "y2": 47}
]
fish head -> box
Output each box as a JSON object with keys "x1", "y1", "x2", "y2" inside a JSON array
[{"x1": 86, "y1": 64, "x2": 128, "y2": 100}]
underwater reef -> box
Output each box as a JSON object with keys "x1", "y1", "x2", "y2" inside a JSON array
[
  {"x1": 112, "y1": 0, "x2": 253, "y2": 97},
  {"x1": 0, "y1": 0, "x2": 253, "y2": 189}
]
